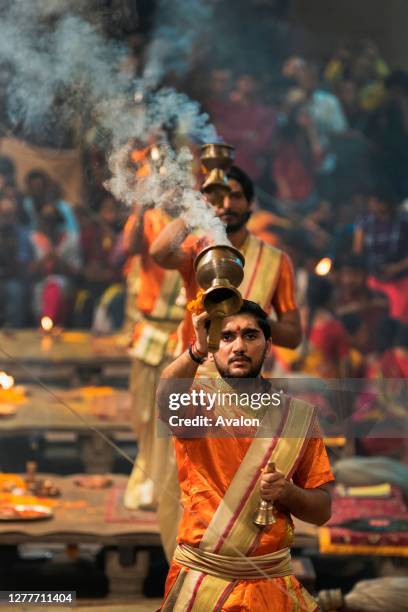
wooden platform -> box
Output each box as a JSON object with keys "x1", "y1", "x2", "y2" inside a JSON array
[
  {"x1": 0, "y1": 474, "x2": 159, "y2": 546},
  {"x1": 0, "y1": 385, "x2": 131, "y2": 434},
  {"x1": 0, "y1": 330, "x2": 130, "y2": 384}
]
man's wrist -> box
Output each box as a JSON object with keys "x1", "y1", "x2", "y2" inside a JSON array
[
  {"x1": 188, "y1": 343, "x2": 207, "y2": 364},
  {"x1": 194, "y1": 343, "x2": 207, "y2": 357},
  {"x1": 276, "y1": 479, "x2": 293, "y2": 505}
]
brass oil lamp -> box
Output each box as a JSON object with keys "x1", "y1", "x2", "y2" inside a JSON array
[
  {"x1": 200, "y1": 143, "x2": 235, "y2": 207},
  {"x1": 194, "y1": 244, "x2": 245, "y2": 352}
]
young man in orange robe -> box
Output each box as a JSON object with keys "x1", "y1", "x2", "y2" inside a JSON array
[{"x1": 157, "y1": 300, "x2": 333, "y2": 611}]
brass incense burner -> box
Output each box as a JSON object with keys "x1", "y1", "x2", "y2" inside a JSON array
[
  {"x1": 194, "y1": 244, "x2": 245, "y2": 352},
  {"x1": 200, "y1": 143, "x2": 235, "y2": 207}
]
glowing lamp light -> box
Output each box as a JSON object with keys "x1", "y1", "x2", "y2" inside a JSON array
[
  {"x1": 150, "y1": 145, "x2": 161, "y2": 161},
  {"x1": 0, "y1": 371, "x2": 14, "y2": 390},
  {"x1": 315, "y1": 257, "x2": 332, "y2": 276},
  {"x1": 41, "y1": 316, "x2": 54, "y2": 332}
]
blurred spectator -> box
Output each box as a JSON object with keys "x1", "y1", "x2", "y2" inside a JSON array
[
  {"x1": 342, "y1": 315, "x2": 408, "y2": 457},
  {"x1": 294, "y1": 275, "x2": 350, "y2": 378},
  {"x1": 271, "y1": 102, "x2": 323, "y2": 208},
  {"x1": 366, "y1": 318, "x2": 408, "y2": 377},
  {"x1": 336, "y1": 79, "x2": 370, "y2": 131},
  {"x1": 204, "y1": 67, "x2": 233, "y2": 120},
  {"x1": 0, "y1": 192, "x2": 33, "y2": 328},
  {"x1": 283, "y1": 58, "x2": 348, "y2": 153},
  {"x1": 23, "y1": 170, "x2": 79, "y2": 235},
  {"x1": 0, "y1": 155, "x2": 16, "y2": 190},
  {"x1": 325, "y1": 40, "x2": 389, "y2": 112},
  {"x1": 365, "y1": 70, "x2": 408, "y2": 199},
  {"x1": 0, "y1": 156, "x2": 27, "y2": 224},
  {"x1": 334, "y1": 255, "x2": 389, "y2": 354},
  {"x1": 73, "y1": 194, "x2": 125, "y2": 331},
  {"x1": 30, "y1": 202, "x2": 81, "y2": 326},
  {"x1": 324, "y1": 44, "x2": 353, "y2": 86},
  {"x1": 353, "y1": 183, "x2": 408, "y2": 321},
  {"x1": 83, "y1": 145, "x2": 110, "y2": 211},
  {"x1": 215, "y1": 73, "x2": 277, "y2": 180},
  {"x1": 348, "y1": 54, "x2": 386, "y2": 113}
]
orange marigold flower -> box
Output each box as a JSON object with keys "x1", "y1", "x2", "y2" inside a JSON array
[{"x1": 187, "y1": 289, "x2": 205, "y2": 315}]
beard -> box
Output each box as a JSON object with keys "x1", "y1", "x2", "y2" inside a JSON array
[
  {"x1": 214, "y1": 349, "x2": 266, "y2": 379},
  {"x1": 222, "y1": 211, "x2": 251, "y2": 233}
]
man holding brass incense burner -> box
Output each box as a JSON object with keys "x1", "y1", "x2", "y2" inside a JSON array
[
  {"x1": 157, "y1": 301, "x2": 333, "y2": 612},
  {"x1": 150, "y1": 152, "x2": 302, "y2": 354}
]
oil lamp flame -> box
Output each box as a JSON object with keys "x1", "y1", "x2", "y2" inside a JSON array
[
  {"x1": 0, "y1": 371, "x2": 14, "y2": 390},
  {"x1": 150, "y1": 145, "x2": 161, "y2": 162},
  {"x1": 315, "y1": 257, "x2": 332, "y2": 276},
  {"x1": 41, "y1": 316, "x2": 54, "y2": 332}
]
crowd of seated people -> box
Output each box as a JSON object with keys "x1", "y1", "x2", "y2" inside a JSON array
[
  {"x1": 1, "y1": 38, "x2": 407, "y2": 462},
  {"x1": 0, "y1": 161, "x2": 127, "y2": 332}
]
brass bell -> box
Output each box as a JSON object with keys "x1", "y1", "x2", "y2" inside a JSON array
[
  {"x1": 194, "y1": 245, "x2": 245, "y2": 352},
  {"x1": 253, "y1": 461, "x2": 277, "y2": 527},
  {"x1": 253, "y1": 499, "x2": 276, "y2": 527}
]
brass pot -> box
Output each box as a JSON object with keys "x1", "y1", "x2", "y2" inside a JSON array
[
  {"x1": 200, "y1": 143, "x2": 235, "y2": 172},
  {"x1": 200, "y1": 143, "x2": 235, "y2": 207},
  {"x1": 194, "y1": 245, "x2": 245, "y2": 352}
]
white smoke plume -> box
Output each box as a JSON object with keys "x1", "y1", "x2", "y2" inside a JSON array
[
  {"x1": 0, "y1": 0, "x2": 227, "y2": 242},
  {"x1": 133, "y1": 145, "x2": 228, "y2": 244}
]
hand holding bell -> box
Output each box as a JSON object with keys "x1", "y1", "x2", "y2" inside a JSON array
[{"x1": 254, "y1": 461, "x2": 277, "y2": 527}]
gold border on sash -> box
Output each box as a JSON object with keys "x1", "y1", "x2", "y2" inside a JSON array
[{"x1": 240, "y1": 234, "x2": 282, "y2": 309}]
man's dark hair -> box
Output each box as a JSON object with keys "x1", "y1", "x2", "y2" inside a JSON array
[
  {"x1": 237, "y1": 299, "x2": 271, "y2": 340},
  {"x1": 227, "y1": 165, "x2": 255, "y2": 202}
]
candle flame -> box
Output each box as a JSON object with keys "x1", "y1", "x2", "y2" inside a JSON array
[
  {"x1": 0, "y1": 371, "x2": 14, "y2": 390},
  {"x1": 41, "y1": 316, "x2": 54, "y2": 332},
  {"x1": 315, "y1": 257, "x2": 332, "y2": 276}
]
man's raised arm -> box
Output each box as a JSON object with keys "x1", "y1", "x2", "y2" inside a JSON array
[
  {"x1": 156, "y1": 311, "x2": 209, "y2": 421},
  {"x1": 150, "y1": 218, "x2": 190, "y2": 270}
]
